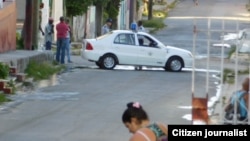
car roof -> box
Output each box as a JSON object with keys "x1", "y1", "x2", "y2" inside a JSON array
[{"x1": 112, "y1": 30, "x2": 148, "y2": 35}]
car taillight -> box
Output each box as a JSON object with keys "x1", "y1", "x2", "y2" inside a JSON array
[{"x1": 86, "y1": 43, "x2": 93, "y2": 50}]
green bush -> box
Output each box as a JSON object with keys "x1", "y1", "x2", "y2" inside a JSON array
[
  {"x1": 0, "y1": 93, "x2": 11, "y2": 104},
  {"x1": 0, "y1": 63, "x2": 9, "y2": 79},
  {"x1": 25, "y1": 61, "x2": 64, "y2": 81},
  {"x1": 143, "y1": 18, "x2": 165, "y2": 29},
  {"x1": 228, "y1": 45, "x2": 236, "y2": 59},
  {"x1": 16, "y1": 32, "x2": 24, "y2": 50}
]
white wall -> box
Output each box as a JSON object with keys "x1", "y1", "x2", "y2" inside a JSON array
[
  {"x1": 39, "y1": 0, "x2": 50, "y2": 48},
  {"x1": 73, "y1": 15, "x2": 86, "y2": 41},
  {"x1": 88, "y1": 6, "x2": 96, "y2": 38},
  {"x1": 51, "y1": 0, "x2": 63, "y2": 41}
]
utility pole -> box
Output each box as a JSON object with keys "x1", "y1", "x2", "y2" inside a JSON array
[
  {"x1": 129, "y1": 0, "x2": 136, "y2": 24},
  {"x1": 32, "y1": 0, "x2": 39, "y2": 50},
  {"x1": 24, "y1": 0, "x2": 33, "y2": 50},
  {"x1": 148, "y1": 0, "x2": 153, "y2": 20}
]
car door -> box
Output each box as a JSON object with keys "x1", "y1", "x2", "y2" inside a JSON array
[
  {"x1": 111, "y1": 33, "x2": 142, "y2": 65},
  {"x1": 136, "y1": 34, "x2": 167, "y2": 67}
]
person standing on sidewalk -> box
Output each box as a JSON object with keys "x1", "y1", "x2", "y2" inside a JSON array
[
  {"x1": 65, "y1": 18, "x2": 72, "y2": 63},
  {"x1": 138, "y1": 20, "x2": 145, "y2": 32},
  {"x1": 101, "y1": 18, "x2": 112, "y2": 35},
  {"x1": 56, "y1": 16, "x2": 68, "y2": 64},
  {"x1": 39, "y1": 2, "x2": 45, "y2": 36},
  {"x1": 44, "y1": 17, "x2": 54, "y2": 50}
]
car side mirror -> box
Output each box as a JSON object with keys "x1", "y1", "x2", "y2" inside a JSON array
[{"x1": 150, "y1": 42, "x2": 158, "y2": 47}]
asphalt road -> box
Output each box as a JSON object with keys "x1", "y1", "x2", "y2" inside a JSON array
[
  {"x1": 0, "y1": 0, "x2": 249, "y2": 141},
  {"x1": 155, "y1": 0, "x2": 250, "y2": 58}
]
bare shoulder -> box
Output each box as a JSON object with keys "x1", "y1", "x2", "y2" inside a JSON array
[{"x1": 129, "y1": 131, "x2": 149, "y2": 141}]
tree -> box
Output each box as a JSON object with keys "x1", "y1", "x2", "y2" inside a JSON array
[
  {"x1": 23, "y1": 0, "x2": 33, "y2": 50},
  {"x1": 148, "y1": 0, "x2": 153, "y2": 20},
  {"x1": 105, "y1": 0, "x2": 124, "y2": 29},
  {"x1": 65, "y1": 0, "x2": 93, "y2": 17},
  {"x1": 93, "y1": 0, "x2": 110, "y2": 36},
  {"x1": 64, "y1": 0, "x2": 124, "y2": 37}
]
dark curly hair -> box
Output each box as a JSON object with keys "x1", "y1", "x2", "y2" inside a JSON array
[{"x1": 122, "y1": 102, "x2": 149, "y2": 124}]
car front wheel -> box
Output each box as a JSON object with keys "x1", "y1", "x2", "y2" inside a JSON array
[
  {"x1": 95, "y1": 62, "x2": 101, "y2": 68},
  {"x1": 165, "y1": 57, "x2": 183, "y2": 72},
  {"x1": 100, "y1": 54, "x2": 117, "y2": 70}
]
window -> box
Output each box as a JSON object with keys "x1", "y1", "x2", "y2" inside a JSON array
[
  {"x1": 137, "y1": 34, "x2": 158, "y2": 47},
  {"x1": 114, "y1": 34, "x2": 135, "y2": 45}
]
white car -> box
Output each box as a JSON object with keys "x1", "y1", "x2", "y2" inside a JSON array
[
  {"x1": 221, "y1": 28, "x2": 250, "y2": 53},
  {"x1": 238, "y1": 28, "x2": 250, "y2": 53},
  {"x1": 81, "y1": 30, "x2": 193, "y2": 72}
]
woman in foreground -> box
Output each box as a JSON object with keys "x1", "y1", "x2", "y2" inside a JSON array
[{"x1": 122, "y1": 102, "x2": 168, "y2": 141}]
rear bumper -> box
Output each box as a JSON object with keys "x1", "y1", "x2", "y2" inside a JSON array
[{"x1": 81, "y1": 49, "x2": 100, "y2": 62}]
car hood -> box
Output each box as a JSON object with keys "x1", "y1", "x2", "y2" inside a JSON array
[{"x1": 164, "y1": 45, "x2": 192, "y2": 54}]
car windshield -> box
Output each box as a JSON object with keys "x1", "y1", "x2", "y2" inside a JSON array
[{"x1": 243, "y1": 32, "x2": 250, "y2": 40}]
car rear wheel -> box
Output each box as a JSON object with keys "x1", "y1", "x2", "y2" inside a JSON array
[
  {"x1": 100, "y1": 54, "x2": 117, "y2": 69},
  {"x1": 165, "y1": 57, "x2": 183, "y2": 72}
]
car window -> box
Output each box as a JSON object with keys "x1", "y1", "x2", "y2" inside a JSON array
[
  {"x1": 114, "y1": 34, "x2": 135, "y2": 45},
  {"x1": 137, "y1": 34, "x2": 158, "y2": 48}
]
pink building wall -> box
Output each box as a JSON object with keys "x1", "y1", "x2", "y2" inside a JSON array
[{"x1": 0, "y1": 1, "x2": 16, "y2": 53}]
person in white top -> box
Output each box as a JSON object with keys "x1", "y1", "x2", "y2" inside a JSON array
[
  {"x1": 138, "y1": 20, "x2": 145, "y2": 32},
  {"x1": 65, "y1": 18, "x2": 72, "y2": 63},
  {"x1": 44, "y1": 17, "x2": 54, "y2": 50}
]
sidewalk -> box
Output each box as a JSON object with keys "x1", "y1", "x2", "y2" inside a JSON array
[
  {"x1": 0, "y1": 50, "x2": 54, "y2": 73},
  {"x1": 208, "y1": 56, "x2": 250, "y2": 124}
]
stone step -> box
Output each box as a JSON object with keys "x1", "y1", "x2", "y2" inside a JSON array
[
  {"x1": 3, "y1": 87, "x2": 12, "y2": 94},
  {"x1": 9, "y1": 66, "x2": 17, "y2": 76}
]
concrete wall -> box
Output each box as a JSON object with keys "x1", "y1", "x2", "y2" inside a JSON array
[
  {"x1": 0, "y1": 1, "x2": 16, "y2": 53},
  {"x1": 16, "y1": 0, "x2": 25, "y2": 21}
]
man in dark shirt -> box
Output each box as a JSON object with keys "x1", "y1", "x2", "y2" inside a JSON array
[{"x1": 56, "y1": 16, "x2": 68, "y2": 64}]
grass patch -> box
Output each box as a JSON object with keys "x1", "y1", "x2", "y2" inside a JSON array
[
  {"x1": 143, "y1": 18, "x2": 166, "y2": 33},
  {"x1": 0, "y1": 93, "x2": 11, "y2": 104},
  {"x1": 0, "y1": 62, "x2": 9, "y2": 79},
  {"x1": 167, "y1": 0, "x2": 178, "y2": 9},
  {"x1": 220, "y1": 67, "x2": 250, "y2": 84},
  {"x1": 227, "y1": 45, "x2": 236, "y2": 59},
  {"x1": 25, "y1": 61, "x2": 65, "y2": 81},
  {"x1": 222, "y1": 68, "x2": 235, "y2": 84}
]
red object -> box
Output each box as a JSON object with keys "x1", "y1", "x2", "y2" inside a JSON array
[
  {"x1": 0, "y1": 81, "x2": 5, "y2": 90},
  {"x1": 192, "y1": 94, "x2": 209, "y2": 124},
  {"x1": 56, "y1": 22, "x2": 68, "y2": 39},
  {"x1": 3, "y1": 87, "x2": 12, "y2": 94},
  {"x1": 9, "y1": 67, "x2": 17, "y2": 75},
  {"x1": 86, "y1": 43, "x2": 93, "y2": 50}
]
